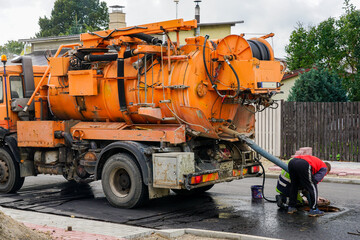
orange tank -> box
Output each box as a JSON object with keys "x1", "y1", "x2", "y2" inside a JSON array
[{"x1": 33, "y1": 19, "x2": 283, "y2": 139}]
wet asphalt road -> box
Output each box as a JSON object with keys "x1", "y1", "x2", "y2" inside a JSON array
[{"x1": 0, "y1": 175, "x2": 359, "y2": 240}]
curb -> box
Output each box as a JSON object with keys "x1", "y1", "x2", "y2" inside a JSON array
[
  {"x1": 149, "y1": 228, "x2": 281, "y2": 240},
  {"x1": 265, "y1": 173, "x2": 360, "y2": 185}
]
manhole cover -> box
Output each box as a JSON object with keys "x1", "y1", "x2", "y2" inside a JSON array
[{"x1": 301, "y1": 206, "x2": 341, "y2": 212}]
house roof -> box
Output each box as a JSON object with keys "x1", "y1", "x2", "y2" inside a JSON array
[
  {"x1": 6, "y1": 49, "x2": 70, "y2": 66},
  {"x1": 19, "y1": 21, "x2": 244, "y2": 43},
  {"x1": 198, "y1": 21, "x2": 244, "y2": 27},
  {"x1": 282, "y1": 68, "x2": 311, "y2": 81},
  {"x1": 19, "y1": 34, "x2": 80, "y2": 43}
]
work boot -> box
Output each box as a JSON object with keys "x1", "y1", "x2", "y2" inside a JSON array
[
  {"x1": 287, "y1": 206, "x2": 297, "y2": 214},
  {"x1": 276, "y1": 195, "x2": 287, "y2": 209},
  {"x1": 308, "y1": 208, "x2": 325, "y2": 217}
]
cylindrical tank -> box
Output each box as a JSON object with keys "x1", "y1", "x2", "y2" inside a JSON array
[{"x1": 47, "y1": 34, "x2": 280, "y2": 138}]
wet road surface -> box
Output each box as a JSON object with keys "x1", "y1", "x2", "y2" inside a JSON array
[{"x1": 0, "y1": 175, "x2": 359, "y2": 240}]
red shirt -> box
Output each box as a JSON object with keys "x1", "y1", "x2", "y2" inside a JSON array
[
  {"x1": 296, "y1": 155, "x2": 326, "y2": 174},
  {"x1": 295, "y1": 155, "x2": 328, "y2": 183}
]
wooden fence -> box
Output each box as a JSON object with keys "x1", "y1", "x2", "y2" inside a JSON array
[{"x1": 281, "y1": 102, "x2": 360, "y2": 162}]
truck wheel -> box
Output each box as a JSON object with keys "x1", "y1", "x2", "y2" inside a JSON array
[
  {"x1": 101, "y1": 153, "x2": 148, "y2": 208},
  {"x1": 0, "y1": 148, "x2": 25, "y2": 193},
  {"x1": 172, "y1": 184, "x2": 214, "y2": 195}
]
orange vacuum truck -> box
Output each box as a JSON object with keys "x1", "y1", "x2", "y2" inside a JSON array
[{"x1": 0, "y1": 19, "x2": 284, "y2": 208}]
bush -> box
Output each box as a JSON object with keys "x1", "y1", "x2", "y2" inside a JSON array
[{"x1": 287, "y1": 68, "x2": 348, "y2": 102}]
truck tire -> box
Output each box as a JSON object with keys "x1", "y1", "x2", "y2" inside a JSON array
[
  {"x1": 0, "y1": 148, "x2": 24, "y2": 193},
  {"x1": 172, "y1": 184, "x2": 214, "y2": 195},
  {"x1": 101, "y1": 153, "x2": 148, "y2": 208}
]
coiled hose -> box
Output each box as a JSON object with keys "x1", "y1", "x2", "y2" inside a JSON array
[{"x1": 203, "y1": 35, "x2": 241, "y2": 99}]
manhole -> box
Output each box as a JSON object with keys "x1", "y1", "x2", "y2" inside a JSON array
[{"x1": 301, "y1": 206, "x2": 341, "y2": 212}]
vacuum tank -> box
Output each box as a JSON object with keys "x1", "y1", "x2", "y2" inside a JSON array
[{"x1": 43, "y1": 19, "x2": 283, "y2": 138}]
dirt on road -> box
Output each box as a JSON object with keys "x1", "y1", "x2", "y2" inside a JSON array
[{"x1": 0, "y1": 210, "x2": 49, "y2": 240}]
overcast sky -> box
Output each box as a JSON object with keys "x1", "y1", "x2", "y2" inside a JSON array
[{"x1": 0, "y1": 0, "x2": 359, "y2": 58}]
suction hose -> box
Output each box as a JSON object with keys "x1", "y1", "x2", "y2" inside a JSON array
[
  {"x1": 240, "y1": 136, "x2": 288, "y2": 172},
  {"x1": 221, "y1": 127, "x2": 288, "y2": 171},
  {"x1": 203, "y1": 35, "x2": 241, "y2": 99},
  {"x1": 128, "y1": 33, "x2": 162, "y2": 45},
  {"x1": 221, "y1": 127, "x2": 288, "y2": 203}
]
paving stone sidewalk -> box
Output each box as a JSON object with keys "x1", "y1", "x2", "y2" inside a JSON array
[{"x1": 24, "y1": 223, "x2": 124, "y2": 240}]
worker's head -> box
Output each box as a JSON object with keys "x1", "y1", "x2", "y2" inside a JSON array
[{"x1": 325, "y1": 162, "x2": 331, "y2": 174}]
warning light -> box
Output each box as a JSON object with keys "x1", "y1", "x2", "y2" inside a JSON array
[
  {"x1": 190, "y1": 172, "x2": 219, "y2": 184},
  {"x1": 251, "y1": 166, "x2": 260, "y2": 173},
  {"x1": 233, "y1": 166, "x2": 260, "y2": 176},
  {"x1": 232, "y1": 168, "x2": 248, "y2": 176},
  {"x1": 1, "y1": 55, "x2": 7, "y2": 63},
  {"x1": 195, "y1": 175, "x2": 202, "y2": 183}
]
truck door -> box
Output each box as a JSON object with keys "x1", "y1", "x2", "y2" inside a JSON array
[
  {"x1": 0, "y1": 73, "x2": 24, "y2": 130},
  {"x1": 8, "y1": 75, "x2": 24, "y2": 129}
]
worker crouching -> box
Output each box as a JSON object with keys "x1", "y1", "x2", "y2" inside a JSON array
[
  {"x1": 276, "y1": 168, "x2": 304, "y2": 209},
  {"x1": 286, "y1": 155, "x2": 331, "y2": 217}
]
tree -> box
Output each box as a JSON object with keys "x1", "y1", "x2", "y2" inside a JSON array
[
  {"x1": 285, "y1": 23, "x2": 317, "y2": 71},
  {"x1": 0, "y1": 40, "x2": 25, "y2": 59},
  {"x1": 37, "y1": 0, "x2": 109, "y2": 37},
  {"x1": 338, "y1": 0, "x2": 360, "y2": 101},
  {"x1": 287, "y1": 68, "x2": 348, "y2": 102},
  {"x1": 285, "y1": 1, "x2": 360, "y2": 101},
  {"x1": 315, "y1": 18, "x2": 343, "y2": 71}
]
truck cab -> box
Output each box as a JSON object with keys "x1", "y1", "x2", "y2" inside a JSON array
[{"x1": 0, "y1": 56, "x2": 46, "y2": 130}]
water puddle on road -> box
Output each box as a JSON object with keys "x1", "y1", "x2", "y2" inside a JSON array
[{"x1": 216, "y1": 205, "x2": 342, "y2": 219}]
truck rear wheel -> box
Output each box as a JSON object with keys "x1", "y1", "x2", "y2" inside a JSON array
[
  {"x1": 101, "y1": 153, "x2": 148, "y2": 208},
  {"x1": 0, "y1": 148, "x2": 24, "y2": 193},
  {"x1": 172, "y1": 184, "x2": 214, "y2": 195}
]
